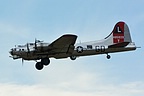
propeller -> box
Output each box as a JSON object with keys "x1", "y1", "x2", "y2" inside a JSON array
[
  {"x1": 35, "y1": 38, "x2": 37, "y2": 50},
  {"x1": 27, "y1": 43, "x2": 30, "y2": 52},
  {"x1": 22, "y1": 58, "x2": 24, "y2": 66},
  {"x1": 26, "y1": 43, "x2": 30, "y2": 56},
  {"x1": 21, "y1": 43, "x2": 30, "y2": 66}
]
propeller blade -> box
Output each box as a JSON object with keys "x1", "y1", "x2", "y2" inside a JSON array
[
  {"x1": 22, "y1": 58, "x2": 24, "y2": 66},
  {"x1": 26, "y1": 43, "x2": 30, "y2": 57},
  {"x1": 35, "y1": 38, "x2": 37, "y2": 50},
  {"x1": 27, "y1": 43, "x2": 30, "y2": 53}
]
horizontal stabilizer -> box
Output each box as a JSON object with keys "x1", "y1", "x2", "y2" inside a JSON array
[{"x1": 108, "y1": 42, "x2": 129, "y2": 48}]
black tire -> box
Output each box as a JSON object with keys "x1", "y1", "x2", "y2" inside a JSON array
[
  {"x1": 35, "y1": 62, "x2": 43, "y2": 70},
  {"x1": 107, "y1": 55, "x2": 111, "y2": 59},
  {"x1": 41, "y1": 58, "x2": 50, "y2": 66},
  {"x1": 70, "y1": 56, "x2": 77, "y2": 60}
]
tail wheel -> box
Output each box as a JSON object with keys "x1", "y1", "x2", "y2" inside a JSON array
[
  {"x1": 35, "y1": 62, "x2": 43, "y2": 70},
  {"x1": 107, "y1": 54, "x2": 111, "y2": 59},
  {"x1": 41, "y1": 58, "x2": 50, "y2": 66}
]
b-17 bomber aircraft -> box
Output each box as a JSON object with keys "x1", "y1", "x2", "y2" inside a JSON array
[{"x1": 9, "y1": 21, "x2": 137, "y2": 70}]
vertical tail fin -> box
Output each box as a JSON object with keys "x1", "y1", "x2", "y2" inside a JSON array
[
  {"x1": 113, "y1": 22, "x2": 132, "y2": 44},
  {"x1": 105, "y1": 22, "x2": 132, "y2": 46}
]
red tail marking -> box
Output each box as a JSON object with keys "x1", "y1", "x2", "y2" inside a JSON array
[{"x1": 113, "y1": 22, "x2": 124, "y2": 43}]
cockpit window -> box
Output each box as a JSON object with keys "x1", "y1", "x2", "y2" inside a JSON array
[
  {"x1": 30, "y1": 43, "x2": 34, "y2": 45},
  {"x1": 14, "y1": 48, "x2": 16, "y2": 51}
]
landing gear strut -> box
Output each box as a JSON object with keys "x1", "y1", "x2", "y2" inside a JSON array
[{"x1": 35, "y1": 58, "x2": 50, "y2": 70}]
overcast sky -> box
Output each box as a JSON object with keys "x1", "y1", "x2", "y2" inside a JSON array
[{"x1": 0, "y1": 0, "x2": 144, "y2": 96}]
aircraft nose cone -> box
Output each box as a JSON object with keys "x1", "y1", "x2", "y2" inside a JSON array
[
  {"x1": 9, "y1": 49, "x2": 14, "y2": 55},
  {"x1": 9, "y1": 51, "x2": 13, "y2": 55}
]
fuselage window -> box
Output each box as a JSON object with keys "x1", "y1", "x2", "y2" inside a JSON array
[
  {"x1": 30, "y1": 43, "x2": 34, "y2": 46},
  {"x1": 14, "y1": 48, "x2": 16, "y2": 51},
  {"x1": 87, "y1": 45, "x2": 92, "y2": 49}
]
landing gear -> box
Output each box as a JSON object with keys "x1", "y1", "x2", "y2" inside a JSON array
[
  {"x1": 41, "y1": 58, "x2": 50, "y2": 66},
  {"x1": 70, "y1": 56, "x2": 77, "y2": 60},
  {"x1": 35, "y1": 58, "x2": 50, "y2": 70},
  {"x1": 106, "y1": 54, "x2": 111, "y2": 59},
  {"x1": 35, "y1": 62, "x2": 43, "y2": 70}
]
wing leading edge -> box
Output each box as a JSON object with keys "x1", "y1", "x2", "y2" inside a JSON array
[{"x1": 48, "y1": 34, "x2": 77, "y2": 58}]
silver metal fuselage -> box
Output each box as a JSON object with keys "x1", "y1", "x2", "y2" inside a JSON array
[{"x1": 9, "y1": 42, "x2": 136, "y2": 60}]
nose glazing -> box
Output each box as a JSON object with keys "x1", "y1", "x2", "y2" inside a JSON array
[{"x1": 9, "y1": 49, "x2": 14, "y2": 55}]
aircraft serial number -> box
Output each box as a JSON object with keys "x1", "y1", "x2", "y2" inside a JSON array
[{"x1": 95, "y1": 46, "x2": 105, "y2": 52}]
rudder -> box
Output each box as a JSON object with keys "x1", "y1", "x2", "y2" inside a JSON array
[{"x1": 112, "y1": 22, "x2": 132, "y2": 44}]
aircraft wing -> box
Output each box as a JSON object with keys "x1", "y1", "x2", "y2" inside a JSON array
[
  {"x1": 49, "y1": 34, "x2": 77, "y2": 48},
  {"x1": 42, "y1": 34, "x2": 77, "y2": 58}
]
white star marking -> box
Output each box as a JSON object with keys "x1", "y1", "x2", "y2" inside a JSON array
[{"x1": 77, "y1": 46, "x2": 83, "y2": 53}]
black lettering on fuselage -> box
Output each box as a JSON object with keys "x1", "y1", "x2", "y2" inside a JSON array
[{"x1": 95, "y1": 46, "x2": 105, "y2": 52}]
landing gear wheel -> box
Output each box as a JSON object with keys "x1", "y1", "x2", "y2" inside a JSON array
[
  {"x1": 41, "y1": 58, "x2": 50, "y2": 66},
  {"x1": 70, "y1": 56, "x2": 77, "y2": 60},
  {"x1": 35, "y1": 62, "x2": 43, "y2": 70},
  {"x1": 107, "y1": 54, "x2": 111, "y2": 59}
]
